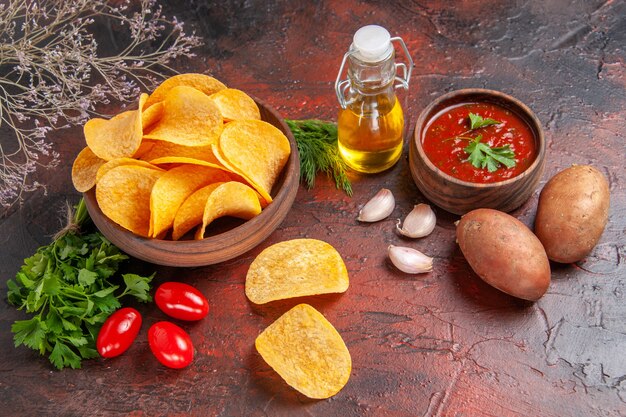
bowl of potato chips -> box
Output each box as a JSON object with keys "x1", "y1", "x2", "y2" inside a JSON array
[{"x1": 74, "y1": 74, "x2": 299, "y2": 267}]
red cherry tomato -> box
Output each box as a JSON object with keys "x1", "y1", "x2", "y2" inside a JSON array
[
  {"x1": 148, "y1": 321, "x2": 194, "y2": 369},
  {"x1": 155, "y1": 282, "x2": 209, "y2": 321},
  {"x1": 97, "y1": 307, "x2": 142, "y2": 358}
]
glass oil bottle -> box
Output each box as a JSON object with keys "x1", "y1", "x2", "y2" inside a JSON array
[{"x1": 335, "y1": 25, "x2": 413, "y2": 173}]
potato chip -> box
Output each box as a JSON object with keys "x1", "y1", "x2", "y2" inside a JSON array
[
  {"x1": 138, "y1": 92, "x2": 148, "y2": 111},
  {"x1": 132, "y1": 140, "x2": 156, "y2": 159},
  {"x1": 149, "y1": 165, "x2": 232, "y2": 238},
  {"x1": 137, "y1": 140, "x2": 217, "y2": 164},
  {"x1": 213, "y1": 120, "x2": 290, "y2": 204},
  {"x1": 255, "y1": 304, "x2": 351, "y2": 399},
  {"x1": 96, "y1": 166, "x2": 163, "y2": 237},
  {"x1": 245, "y1": 239, "x2": 349, "y2": 304},
  {"x1": 172, "y1": 182, "x2": 223, "y2": 241},
  {"x1": 84, "y1": 109, "x2": 142, "y2": 160},
  {"x1": 96, "y1": 158, "x2": 164, "y2": 183},
  {"x1": 148, "y1": 155, "x2": 251, "y2": 186},
  {"x1": 195, "y1": 182, "x2": 262, "y2": 239},
  {"x1": 210, "y1": 144, "x2": 265, "y2": 202},
  {"x1": 209, "y1": 88, "x2": 261, "y2": 121},
  {"x1": 142, "y1": 101, "x2": 163, "y2": 130},
  {"x1": 143, "y1": 86, "x2": 223, "y2": 147},
  {"x1": 149, "y1": 154, "x2": 223, "y2": 168},
  {"x1": 144, "y1": 73, "x2": 227, "y2": 109},
  {"x1": 72, "y1": 146, "x2": 106, "y2": 192}
]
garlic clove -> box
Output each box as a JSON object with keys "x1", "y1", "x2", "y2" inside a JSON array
[
  {"x1": 396, "y1": 203, "x2": 437, "y2": 238},
  {"x1": 357, "y1": 188, "x2": 395, "y2": 222},
  {"x1": 388, "y1": 245, "x2": 433, "y2": 274}
]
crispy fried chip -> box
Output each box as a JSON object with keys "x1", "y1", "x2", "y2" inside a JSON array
[
  {"x1": 148, "y1": 156, "x2": 250, "y2": 189},
  {"x1": 143, "y1": 86, "x2": 224, "y2": 147},
  {"x1": 172, "y1": 182, "x2": 223, "y2": 241},
  {"x1": 138, "y1": 141, "x2": 219, "y2": 164},
  {"x1": 209, "y1": 88, "x2": 261, "y2": 121},
  {"x1": 96, "y1": 166, "x2": 163, "y2": 237},
  {"x1": 144, "y1": 74, "x2": 227, "y2": 109},
  {"x1": 96, "y1": 158, "x2": 163, "y2": 183},
  {"x1": 72, "y1": 147, "x2": 106, "y2": 192},
  {"x1": 138, "y1": 92, "x2": 148, "y2": 112},
  {"x1": 149, "y1": 165, "x2": 232, "y2": 238},
  {"x1": 255, "y1": 304, "x2": 351, "y2": 399},
  {"x1": 213, "y1": 120, "x2": 290, "y2": 204},
  {"x1": 142, "y1": 101, "x2": 163, "y2": 130},
  {"x1": 132, "y1": 140, "x2": 156, "y2": 159},
  {"x1": 149, "y1": 156, "x2": 224, "y2": 170},
  {"x1": 84, "y1": 109, "x2": 143, "y2": 160},
  {"x1": 195, "y1": 182, "x2": 262, "y2": 239},
  {"x1": 245, "y1": 239, "x2": 349, "y2": 304},
  {"x1": 211, "y1": 143, "x2": 267, "y2": 203}
]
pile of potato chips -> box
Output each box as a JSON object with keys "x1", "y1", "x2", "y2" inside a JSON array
[
  {"x1": 72, "y1": 74, "x2": 291, "y2": 240},
  {"x1": 246, "y1": 239, "x2": 352, "y2": 399}
]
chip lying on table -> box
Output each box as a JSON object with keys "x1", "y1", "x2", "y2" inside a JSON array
[
  {"x1": 71, "y1": 73, "x2": 291, "y2": 240},
  {"x1": 245, "y1": 239, "x2": 349, "y2": 304},
  {"x1": 255, "y1": 304, "x2": 351, "y2": 399}
]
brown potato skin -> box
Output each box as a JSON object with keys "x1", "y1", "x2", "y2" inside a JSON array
[
  {"x1": 457, "y1": 208, "x2": 551, "y2": 301},
  {"x1": 534, "y1": 165, "x2": 610, "y2": 263}
]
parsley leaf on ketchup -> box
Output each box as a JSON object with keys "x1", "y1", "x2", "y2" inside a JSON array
[
  {"x1": 464, "y1": 135, "x2": 516, "y2": 173},
  {"x1": 468, "y1": 112, "x2": 501, "y2": 130}
]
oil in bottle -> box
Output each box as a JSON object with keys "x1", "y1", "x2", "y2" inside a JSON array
[
  {"x1": 338, "y1": 92, "x2": 404, "y2": 173},
  {"x1": 335, "y1": 25, "x2": 412, "y2": 174}
]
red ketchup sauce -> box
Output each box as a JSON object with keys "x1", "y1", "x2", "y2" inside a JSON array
[{"x1": 422, "y1": 102, "x2": 537, "y2": 183}]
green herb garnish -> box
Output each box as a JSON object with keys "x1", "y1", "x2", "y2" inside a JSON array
[
  {"x1": 7, "y1": 198, "x2": 154, "y2": 369},
  {"x1": 445, "y1": 112, "x2": 515, "y2": 172},
  {"x1": 468, "y1": 112, "x2": 501, "y2": 130},
  {"x1": 464, "y1": 134, "x2": 516, "y2": 172},
  {"x1": 286, "y1": 119, "x2": 352, "y2": 196}
]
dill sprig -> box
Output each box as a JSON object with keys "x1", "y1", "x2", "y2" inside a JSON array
[{"x1": 286, "y1": 119, "x2": 353, "y2": 196}]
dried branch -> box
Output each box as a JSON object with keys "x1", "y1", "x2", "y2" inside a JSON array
[{"x1": 0, "y1": 0, "x2": 201, "y2": 214}]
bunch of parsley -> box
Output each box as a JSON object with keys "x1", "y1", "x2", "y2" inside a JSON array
[
  {"x1": 457, "y1": 113, "x2": 517, "y2": 173},
  {"x1": 7, "y1": 199, "x2": 154, "y2": 369}
]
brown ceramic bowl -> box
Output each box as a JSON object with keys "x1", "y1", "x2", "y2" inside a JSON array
[
  {"x1": 409, "y1": 89, "x2": 545, "y2": 215},
  {"x1": 84, "y1": 97, "x2": 300, "y2": 267}
]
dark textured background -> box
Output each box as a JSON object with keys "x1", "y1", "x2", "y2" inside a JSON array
[{"x1": 1, "y1": 1, "x2": 625, "y2": 416}]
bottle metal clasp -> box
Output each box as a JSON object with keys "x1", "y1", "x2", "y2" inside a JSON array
[
  {"x1": 335, "y1": 36, "x2": 414, "y2": 109},
  {"x1": 390, "y1": 37, "x2": 413, "y2": 91}
]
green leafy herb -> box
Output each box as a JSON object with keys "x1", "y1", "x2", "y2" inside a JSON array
[
  {"x1": 469, "y1": 112, "x2": 501, "y2": 130},
  {"x1": 464, "y1": 135, "x2": 516, "y2": 172},
  {"x1": 444, "y1": 113, "x2": 515, "y2": 172},
  {"x1": 7, "y1": 198, "x2": 154, "y2": 369},
  {"x1": 285, "y1": 119, "x2": 352, "y2": 196}
]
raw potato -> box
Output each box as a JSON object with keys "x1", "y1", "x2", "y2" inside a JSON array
[
  {"x1": 534, "y1": 165, "x2": 610, "y2": 263},
  {"x1": 456, "y1": 208, "x2": 550, "y2": 301}
]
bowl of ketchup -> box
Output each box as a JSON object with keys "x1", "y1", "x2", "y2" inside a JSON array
[{"x1": 409, "y1": 89, "x2": 545, "y2": 215}]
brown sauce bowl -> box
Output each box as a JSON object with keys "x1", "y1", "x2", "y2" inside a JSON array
[{"x1": 409, "y1": 89, "x2": 546, "y2": 215}]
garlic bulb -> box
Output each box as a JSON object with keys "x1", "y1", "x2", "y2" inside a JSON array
[
  {"x1": 388, "y1": 245, "x2": 433, "y2": 274},
  {"x1": 357, "y1": 188, "x2": 395, "y2": 222},
  {"x1": 396, "y1": 204, "x2": 436, "y2": 238}
]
